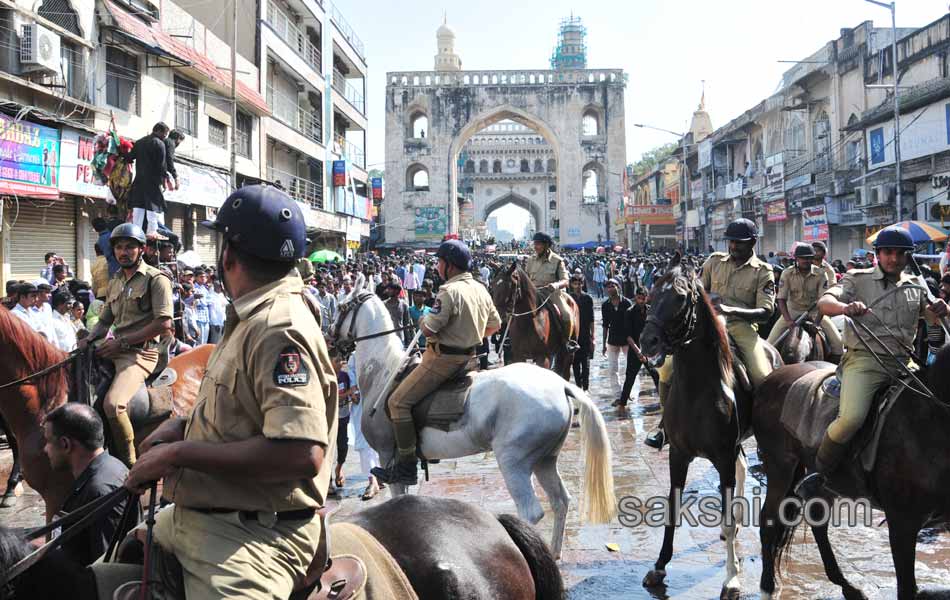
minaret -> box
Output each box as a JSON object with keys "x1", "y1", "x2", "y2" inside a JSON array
[
  {"x1": 434, "y1": 14, "x2": 462, "y2": 72},
  {"x1": 689, "y1": 81, "x2": 713, "y2": 142}
]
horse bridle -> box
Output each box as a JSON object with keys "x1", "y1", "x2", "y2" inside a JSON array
[
  {"x1": 332, "y1": 291, "x2": 413, "y2": 358},
  {"x1": 646, "y1": 272, "x2": 700, "y2": 352}
]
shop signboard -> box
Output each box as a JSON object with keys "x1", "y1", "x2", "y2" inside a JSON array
[
  {"x1": 332, "y1": 160, "x2": 346, "y2": 186},
  {"x1": 0, "y1": 114, "x2": 60, "y2": 200},
  {"x1": 164, "y1": 161, "x2": 230, "y2": 208},
  {"x1": 414, "y1": 206, "x2": 447, "y2": 241},
  {"x1": 371, "y1": 177, "x2": 383, "y2": 199},
  {"x1": 628, "y1": 204, "x2": 675, "y2": 225},
  {"x1": 58, "y1": 129, "x2": 108, "y2": 199},
  {"x1": 764, "y1": 153, "x2": 784, "y2": 199},
  {"x1": 766, "y1": 199, "x2": 787, "y2": 222},
  {"x1": 802, "y1": 204, "x2": 829, "y2": 241}
]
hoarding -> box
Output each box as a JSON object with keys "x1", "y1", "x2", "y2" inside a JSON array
[{"x1": 0, "y1": 114, "x2": 60, "y2": 200}]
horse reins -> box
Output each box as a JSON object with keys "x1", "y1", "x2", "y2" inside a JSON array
[
  {"x1": 646, "y1": 275, "x2": 700, "y2": 352},
  {"x1": 332, "y1": 291, "x2": 414, "y2": 357},
  {"x1": 0, "y1": 350, "x2": 78, "y2": 391}
]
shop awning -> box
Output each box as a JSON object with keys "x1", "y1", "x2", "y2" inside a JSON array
[{"x1": 100, "y1": 1, "x2": 270, "y2": 116}]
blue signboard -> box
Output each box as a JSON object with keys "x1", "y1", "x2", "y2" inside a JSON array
[{"x1": 869, "y1": 127, "x2": 885, "y2": 165}]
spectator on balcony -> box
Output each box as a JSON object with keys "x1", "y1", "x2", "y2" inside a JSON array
[{"x1": 164, "y1": 130, "x2": 185, "y2": 191}]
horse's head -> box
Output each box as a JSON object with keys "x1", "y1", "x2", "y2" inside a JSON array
[
  {"x1": 491, "y1": 261, "x2": 521, "y2": 320},
  {"x1": 640, "y1": 251, "x2": 702, "y2": 357},
  {"x1": 330, "y1": 290, "x2": 374, "y2": 358}
]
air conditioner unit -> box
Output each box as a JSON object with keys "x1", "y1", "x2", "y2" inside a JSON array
[{"x1": 20, "y1": 23, "x2": 60, "y2": 74}]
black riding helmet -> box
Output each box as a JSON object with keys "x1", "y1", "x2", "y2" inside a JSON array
[
  {"x1": 723, "y1": 218, "x2": 758, "y2": 242},
  {"x1": 201, "y1": 185, "x2": 307, "y2": 262},
  {"x1": 872, "y1": 226, "x2": 915, "y2": 250},
  {"x1": 109, "y1": 223, "x2": 147, "y2": 247},
  {"x1": 532, "y1": 231, "x2": 554, "y2": 245},
  {"x1": 793, "y1": 243, "x2": 816, "y2": 259},
  {"x1": 436, "y1": 239, "x2": 472, "y2": 270}
]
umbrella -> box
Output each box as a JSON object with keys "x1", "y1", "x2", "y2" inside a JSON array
[
  {"x1": 865, "y1": 220, "x2": 949, "y2": 245},
  {"x1": 309, "y1": 249, "x2": 343, "y2": 263},
  {"x1": 177, "y1": 250, "x2": 202, "y2": 269}
]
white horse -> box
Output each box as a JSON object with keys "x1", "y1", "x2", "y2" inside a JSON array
[{"x1": 332, "y1": 287, "x2": 616, "y2": 558}]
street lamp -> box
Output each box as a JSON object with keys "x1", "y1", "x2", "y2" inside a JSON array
[
  {"x1": 634, "y1": 123, "x2": 689, "y2": 250},
  {"x1": 864, "y1": 0, "x2": 902, "y2": 220}
]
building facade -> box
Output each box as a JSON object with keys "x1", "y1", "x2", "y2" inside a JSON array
[
  {"x1": 0, "y1": 0, "x2": 370, "y2": 284},
  {"x1": 382, "y1": 18, "x2": 626, "y2": 249}
]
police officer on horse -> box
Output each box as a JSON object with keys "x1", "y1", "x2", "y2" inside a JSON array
[
  {"x1": 372, "y1": 239, "x2": 501, "y2": 486},
  {"x1": 525, "y1": 232, "x2": 578, "y2": 353},
  {"x1": 125, "y1": 185, "x2": 339, "y2": 599},
  {"x1": 701, "y1": 218, "x2": 776, "y2": 387},
  {"x1": 78, "y1": 223, "x2": 173, "y2": 468},
  {"x1": 797, "y1": 226, "x2": 949, "y2": 497}
]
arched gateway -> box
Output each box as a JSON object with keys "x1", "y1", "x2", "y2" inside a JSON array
[{"x1": 383, "y1": 19, "x2": 627, "y2": 247}]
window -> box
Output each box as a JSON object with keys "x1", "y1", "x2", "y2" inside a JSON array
[
  {"x1": 236, "y1": 111, "x2": 253, "y2": 158},
  {"x1": 492, "y1": 160, "x2": 502, "y2": 173},
  {"x1": 464, "y1": 160, "x2": 475, "y2": 174},
  {"x1": 106, "y1": 46, "x2": 139, "y2": 113},
  {"x1": 174, "y1": 76, "x2": 198, "y2": 136},
  {"x1": 410, "y1": 112, "x2": 428, "y2": 138},
  {"x1": 813, "y1": 111, "x2": 831, "y2": 171},
  {"x1": 534, "y1": 159, "x2": 543, "y2": 172},
  {"x1": 407, "y1": 164, "x2": 429, "y2": 191},
  {"x1": 520, "y1": 159, "x2": 529, "y2": 173},
  {"x1": 60, "y1": 43, "x2": 86, "y2": 101},
  {"x1": 208, "y1": 118, "x2": 227, "y2": 149},
  {"x1": 582, "y1": 110, "x2": 599, "y2": 136},
  {"x1": 479, "y1": 159, "x2": 488, "y2": 173},
  {"x1": 582, "y1": 163, "x2": 604, "y2": 203},
  {"x1": 547, "y1": 158, "x2": 556, "y2": 172}
]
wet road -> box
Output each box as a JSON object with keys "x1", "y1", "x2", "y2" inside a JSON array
[{"x1": 3, "y1": 304, "x2": 950, "y2": 598}]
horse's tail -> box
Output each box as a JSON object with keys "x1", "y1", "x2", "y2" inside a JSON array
[
  {"x1": 565, "y1": 383, "x2": 617, "y2": 523},
  {"x1": 496, "y1": 514, "x2": 565, "y2": 600}
]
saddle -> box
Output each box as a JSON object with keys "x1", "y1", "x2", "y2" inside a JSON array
[
  {"x1": 393, "y1": 355, "x2": 476, "y2": 433},
  {"x1": 109, "y1": 506, "x2": 416, "y2": 600},
  {"x1": 780, "y1": 366, "x2": 904, "y2": 486}
]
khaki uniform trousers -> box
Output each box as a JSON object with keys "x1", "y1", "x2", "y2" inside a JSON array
[
  {"x1": 766, "y1": 316, "x2": 844, "y2": 355},
  {"x1": 826, "y1": 350, "x2": 896, "y2": 444},
  {"x1": 103, "y1": 348, "x2": 158, "y2": 418},
  {"x1": 538, "y1": 288, "x2": 574, "y2": 335},
  {"x1": 154, "y1": 504, "x2": 321, "y2": 600},
  {"x1": 388, "y1": 347, "x2": 472, "y2": 424},
  {"x1": 726, "y1": 320, "x2": 772, "y2": 387},
  {"x1": 657, "y1": 355, "x2": 674, "y2": 385}
]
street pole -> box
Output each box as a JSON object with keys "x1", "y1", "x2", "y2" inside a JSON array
[
  {"x1": 229, "y1": 0, "x2": 237, "y2": 190},
  {"x1": 866, "y1": 0, "x2": 901, "y2": 219}
]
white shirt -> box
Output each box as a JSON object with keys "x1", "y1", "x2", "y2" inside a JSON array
[
  {"x1": 412, "y1": 263, "x2": 426, "y2": 286},
  {"x1": 30, "y1": 304, "x2": 56, "y2": 342},
  {"x1": 479, "y1": 266, "x2": 491, "y2": 283},
  {"x1": 402, "y1": 270, "x2": 420, "y2": 291},
  {"x1": 11, "y1": 304, "x2": 36, "y2": 329},
  {"x1": 51, "y1": 310, "x2": 77, "y2": 351}
]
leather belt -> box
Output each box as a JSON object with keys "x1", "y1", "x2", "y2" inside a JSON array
[
  {"x1": 439, "y1": 344, "x2": 477, "y2": 356},
  {"x1": 191, "y1": 507, "x2": 316, "y2": 526}
]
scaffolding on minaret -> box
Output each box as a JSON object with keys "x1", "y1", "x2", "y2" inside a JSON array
[{"x1": 550, "y1": 15, "x2": 587, "y2": 70}]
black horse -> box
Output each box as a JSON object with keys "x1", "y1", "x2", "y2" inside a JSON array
[
  {"x1": 638, "y1": 253, "x2": 757, "y2": 600},
  {"x1": 0, "y1": 495, "x2": 564, "y2": 600}
]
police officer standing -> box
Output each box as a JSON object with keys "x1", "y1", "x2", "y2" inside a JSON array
[
  {"x1": 372, "y1": 240, "x2": 501, "y2": 486},
  {"x1": 524, "y1": 231, "x2": 578, "y2": 352},
  {"x1": 125, "y1": 186, "x2": 338, "y2": 600},
  {"x1": 767, "y1": 243, "x2": 844, "y2": 361},
  {"x1": 700, "y1": 218, "x2": 775, "y2": 387},
  {"x1": 798, "y1": 226, "x2": 948, "y2": 497},
  {"x1": 79, "y1": 223, "x2": 173, "y2": 467}
]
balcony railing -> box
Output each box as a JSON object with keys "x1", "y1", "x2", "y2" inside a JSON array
[
  {"x1": 332, "y1": 134, "x2": 364, "y2": 168},
  {"x1": 267, "y1": 167, "x2": 324, "y2": 211},
  {"x1": 329, "y1": 2, "x2": 365, "y2": 60},
  {"x1": 267, "y1": 85, "x2": 321, "y2": 144},
  {"x1": 332, "y1": 70, "x2": 364, "y2": 114},
  {"x1": 267, "y1": 2, "x2": 322, "y2": 73}
]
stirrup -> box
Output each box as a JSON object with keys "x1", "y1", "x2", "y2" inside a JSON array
[
  {"x1": 644, "y1": 429, "x2": 666, "y2": 450},
  {"x1": 565, "y1": 340, "x2": 580, "y2": 353}
]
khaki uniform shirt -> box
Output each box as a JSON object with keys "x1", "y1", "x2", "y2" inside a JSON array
[
  {"x1": 823, "y1": 266, "x2": 926, "y2": 356},
  {"x1": 700, "y1": 252, "x2": 775, "y2": 325},
  {"x1": 165, "y1": 274, "x2": 338, "y2": 512},
  {"x1": 99, "y1": 261, "x2": 173, "y2": 341},
  {"x1": 525, "y1": 250, "x2": 568, "y2": 289},
  {"x1": 423, "y1": 272, "x2": 500, "y2": 349},
  {"x1": 777, "y1": 264, "x2": 828, "y2": 317}
]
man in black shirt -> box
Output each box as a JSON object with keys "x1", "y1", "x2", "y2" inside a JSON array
[
  {"x1": 601, "y1": 278, "x2": 631, "y2": 396},
  {"x1": 129, "y1": 122, "x2": 169, "y2": 239},
  {"x1": 568, "y1": 273, "x2": 595, "y2": 390},
  {"x1": 617, "y1": 288, "x2": 651, "y2": 408},
  {"x1": 42, "y1": 403, "x2": 133, "y2": 566}
]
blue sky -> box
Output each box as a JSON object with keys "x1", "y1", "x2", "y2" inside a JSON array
[{"x1": 342, "y1": 0, "x2": 949, "y2": 227}]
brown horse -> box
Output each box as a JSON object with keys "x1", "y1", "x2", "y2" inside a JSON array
[
  {"x1": 753, "y1": 349, "x2": 950, "y2": 600},
  {"x1": 491, "y1": 263, "x2": 578, "y2": 380},
  {"x1": 0, "y1": 308, "x2": 209, "y2": 518},
  {"x1": 774, "y1": 317, "x2": 828, "y2": 364}
]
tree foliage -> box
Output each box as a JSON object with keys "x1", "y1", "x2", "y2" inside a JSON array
[{"x1": 628, "y1": 142, "x2": 678, "y2": 178}]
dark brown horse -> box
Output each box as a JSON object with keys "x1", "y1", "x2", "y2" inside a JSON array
[
  {"x1": 753, "y1": 349, "x2": 950, "y2": 600},
  {"x1": 637, "y1": 253, "x2": 755, "y2": 600},
  {"x1": 491, "y1": 263, "x2": 578, "y2": 380},
  {"x1": 0, "y1": 308, "x2": 209, "y2": 519},
  {"x1": 0, "y1": 495, "x2": 565, "y2": 600}
]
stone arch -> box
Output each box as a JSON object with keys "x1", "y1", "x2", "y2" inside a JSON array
[
  {"x1": 407, "y1": 107, "x2": 429, "y2": 139},
  {"x1": 482, "y1": 191, "x2": 543, "y2": 230},
  {"x1": 582, "y1": 105, "x2": 602, "y2": 136},
  {"x1": 406, "y1": 163, "x2": 429, "y2": 191},
  {"x1": 581, "y1": 161, "x2": 605, "y2": 203}
]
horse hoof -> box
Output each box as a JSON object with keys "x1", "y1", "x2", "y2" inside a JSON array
[
  {"x1": 842, "y1": 587, "x2": 868, "y2": 600},
  {"x1": 720, "y1": 586, "x2": 740, "y2": 600},
  {"x1": 642, "y1": 569, "x2": 666, "y2": 587}
]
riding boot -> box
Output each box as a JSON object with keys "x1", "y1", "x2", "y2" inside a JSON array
[
  {"x1": 794, "y1": 432, "x2": 849, "y2": 499},
  {"x1": 645, "y1": 382, "x2": 670, "y2": 450},
  {"x1": 107, "y1": 413, "x2": 137, "y2": 468},
  {"x1": 370, "y1": 421, "x2": 419, "y2": 486},
  {"x1": 553, "y1": 316, "x2": 579, "y2": 353}
]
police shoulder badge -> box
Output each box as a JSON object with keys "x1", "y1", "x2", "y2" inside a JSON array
[
  {"x1": 430, "y1": 298, "x2": 442, "y2": 314},
  {"x1": 274, "y1": 345, "x2": 310, "y2": 386},
  {"x1": 763, "y1": 280, "x2": 776, "y2": 296}
]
